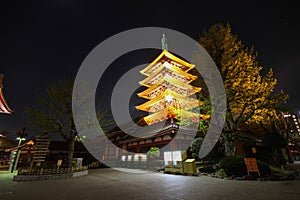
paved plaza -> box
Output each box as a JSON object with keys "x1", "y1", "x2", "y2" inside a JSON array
[{"x1": 1, "y1": 168, "x2": 300, "y2": 200}]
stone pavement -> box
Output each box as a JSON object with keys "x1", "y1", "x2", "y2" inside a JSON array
[{"x1": 0, "y1": 168, "x2": 300, "y2": 200}]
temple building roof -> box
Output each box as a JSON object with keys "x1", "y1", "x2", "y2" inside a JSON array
[
  {"x1": 0, "y1": 74, "x2": 13, "y2": 114},
  {"x1": 0, "y1": 129, "x2": 8, "y2": 137}
]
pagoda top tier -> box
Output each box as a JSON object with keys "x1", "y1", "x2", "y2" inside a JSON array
[
  {"x1": 140, "y1": 50, "x2": 195, "y2": 76},
  {"x1": 139, "y1": 61, "x2": 197, "y2": 87}
]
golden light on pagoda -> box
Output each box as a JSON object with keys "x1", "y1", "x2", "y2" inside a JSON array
[{"x1": 135, "y1": 43, "x2": 209, "y2": 125}]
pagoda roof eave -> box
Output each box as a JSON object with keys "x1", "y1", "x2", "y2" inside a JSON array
[
  {"x1": 136, "y1": 89, "x2": 202, "y2": 112},
  {"x1": 140, "y1": 50, "x2": 195, "y2": 76},
  {"x1": 143, "y1": 108, "x2": 210, "y2": 126},
  {"x1": 139, "y1": 64, "x2": 197, "y2": 87},
  {"x1": 137, "y1": 77, "x2": 201, "y2": 99}
]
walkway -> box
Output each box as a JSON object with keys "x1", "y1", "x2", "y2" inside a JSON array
[{"x1": 1, "y1": 168, "x2": 300, "y2": 200}]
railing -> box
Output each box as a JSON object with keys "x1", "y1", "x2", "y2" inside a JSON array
[{"x1": 17, "y1": 166, "x2": 88, "y2": 176}]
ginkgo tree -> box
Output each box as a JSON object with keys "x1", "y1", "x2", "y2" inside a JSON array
[{"x1": 196, "y1": 23, "x2": 288, "y2": 156}]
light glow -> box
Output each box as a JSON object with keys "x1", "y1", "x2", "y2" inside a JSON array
[
  {"x1": 165, "y1": 94, "x2": 173, "y2": 103},
  {"x1": 16, "y1": 137, "x2": 26, "y2": 141}
]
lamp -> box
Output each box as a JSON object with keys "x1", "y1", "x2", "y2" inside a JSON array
[
  {"x1": 283, "y1": 114, "x2": 294, "y2": 164},
  {"x1": 10, "y1": 127, "x2": 27, "y2": 173}
]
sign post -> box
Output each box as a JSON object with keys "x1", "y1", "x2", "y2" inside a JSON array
[
  {"x1": 244, "y1": 158, "x2": 260, "y2": 177},
  {"x1": 57, "y1": 159, "x2": 62, "y2": 169}
]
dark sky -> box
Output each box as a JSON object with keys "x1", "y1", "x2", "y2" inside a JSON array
[{"x1": 1, "y1": 1, "x2": 300, "y2": 138}]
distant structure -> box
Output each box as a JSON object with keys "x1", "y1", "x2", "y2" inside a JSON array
[{"x1": 0, "y1": 74, "x2": 13, "y2": 114}]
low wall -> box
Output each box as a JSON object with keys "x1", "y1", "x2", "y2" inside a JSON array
[{"x1": 13, "y1": 168, "x2": 89, "y2": 181}]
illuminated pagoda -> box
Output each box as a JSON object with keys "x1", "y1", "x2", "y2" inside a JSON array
[
  {"x1": 135, "y1": 44, "x2": 207, "y2": 126},
  {"x1": 104, "y1": 35, "x2": 209, "y2": 160}
]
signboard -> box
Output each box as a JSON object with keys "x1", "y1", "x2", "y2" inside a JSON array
[
  {"x1": 127, "y1": 155, "x2": 132, "y2": 162},
  {"x1": 77, "y1": 158, "x2": 83, "y2": 168},
  {"x1": 164, "y1": 151, "x2": 173, "y2": 165},
  {"x1": 57, "y1": 159, "x2": 62, "y2": 166},
  {"x1": 121, "y1": 155, "x2": 126, "y2": 161},
  {"x1": 172, "y1": 151, "x2": 182, "y2": 161},
  {"x1": 244, "y1": 158, "x2": 260, "y2": 176}
]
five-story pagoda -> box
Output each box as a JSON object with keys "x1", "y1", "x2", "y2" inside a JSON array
[{"x1": 136, "y1": 35, "x2": 208, "y2": 126}]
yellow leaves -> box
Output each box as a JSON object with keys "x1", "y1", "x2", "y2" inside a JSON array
[{"x1": 199, "y1": 22, "x2": 289, "y2": 130}]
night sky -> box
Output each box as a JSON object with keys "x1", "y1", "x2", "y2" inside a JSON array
[{"x1": 1, "y1": 1, "x2": 300, "y2": 138}]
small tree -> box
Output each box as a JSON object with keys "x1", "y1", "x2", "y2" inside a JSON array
[
  {"x1": 147, "y1": 147, "x2": 160, "y2": 159},
  {"x1": 26, "y1": 79, "x2": 109, "y2": 168},
  {"x1": 190, "y1": 137, "x2": 203, "y2": 160},
  {"x1": 146, "y1": 147, "x2": 161, "y2": 170}
]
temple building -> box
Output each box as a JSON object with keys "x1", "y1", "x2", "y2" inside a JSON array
[
  {"x1": 0, "y1": 74, "x2": 13, "y2": 138},
  {"x1": 105, "y1": 35, "x2": 209, "y2": 159}
]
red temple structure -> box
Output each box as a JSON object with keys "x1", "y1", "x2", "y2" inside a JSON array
[{"x1": 0, "y1": 74, "x2": 13, "y2": 114}]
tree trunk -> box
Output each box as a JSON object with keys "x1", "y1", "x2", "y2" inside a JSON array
[
  {"x1": 224, "y1": 139, "x2": 235, "y2": 156},
  {"x1": 285, "y1": 141, "x2": 294, "y2": 164},
  {"x1": 67, "y1": 139, "x2": 75, "y2": 168}
]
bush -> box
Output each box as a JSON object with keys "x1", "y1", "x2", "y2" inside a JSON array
[
  {"x1": 198, "y1": 165, "x2": 215, "y2": 173},
  {"x1": 218, "y1": 156, "x2": 247, "y2": 177},
  {"x1": 216, "y1": 169, "x2": 227, "y2": 177},
  {"x1": 219, "y1": 156, "x2": 271, "y2": 178},
  {"x1": 257, "y1": 160, "x2": 271, "y2": 177}
]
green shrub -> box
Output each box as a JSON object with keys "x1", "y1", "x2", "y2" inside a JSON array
[
  {"x1": 219, "y1": 156, "x2": 271, "y2": 178},
  {"x1": 257, "y1": 160, "x2": 271, "y2": 177},
  {"x1": 198, "y1": 165, "x2": 215, "y2": 173},
  {"x1": 218, "y1": 156, "x2": 247, "y2": 177},
  {"x1": 216, "y1": 168, "x2": 227, "y2": 177}
]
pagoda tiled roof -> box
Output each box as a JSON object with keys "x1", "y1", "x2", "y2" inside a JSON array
[{"x1": 0, "y1": 74, "x2": 13, "y2": 114}]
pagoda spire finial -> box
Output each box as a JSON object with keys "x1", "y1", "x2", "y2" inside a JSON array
[{"x1": 161, "y1": 33, "x2": 168, "y2": 50}]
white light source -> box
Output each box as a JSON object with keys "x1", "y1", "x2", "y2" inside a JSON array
[
  {"x1": 16, "y1": 137, "x2": 26, "y2": 141},
  {"x1": 163, "y1": 61, "x2": 172, "y2": 68},
  {"x1": 165, "y1": 94, "x2": 173, "y2": 103},
  {"x1": 284, "y1": 114, "x2": 291, "y2": 118}
]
